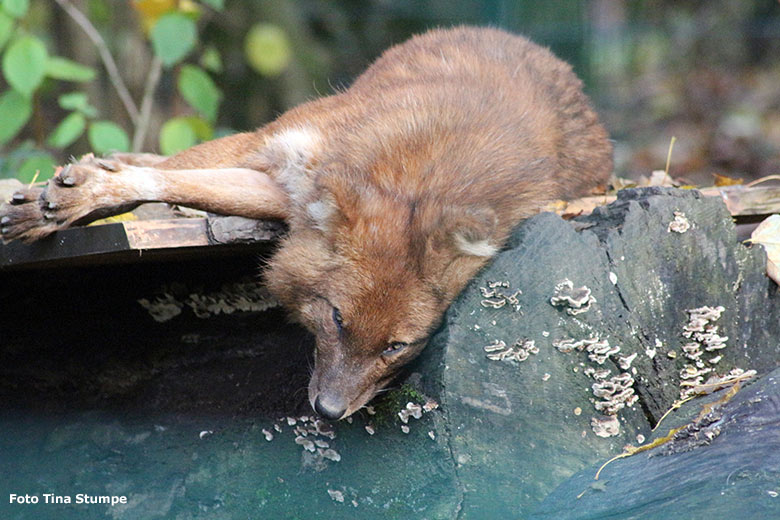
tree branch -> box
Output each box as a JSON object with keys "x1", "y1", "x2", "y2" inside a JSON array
[
  {"x1": 132, "y1": 56, "x2": 163, "y2": 152},
  {"x1": 54, "y1": 0, "x2": 140, "y2": 125}
]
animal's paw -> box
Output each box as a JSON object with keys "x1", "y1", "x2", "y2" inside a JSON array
[
  {"x1": 0, "y1": 154, "x2": 127, "y2": 243},
  {"x1": 0, "y1": 186, "x2": 58, "y2": 243}
]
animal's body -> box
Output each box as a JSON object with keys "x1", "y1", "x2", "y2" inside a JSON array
[{"x1": 0, "y1": 27, "x2": 612, "y2": 420}]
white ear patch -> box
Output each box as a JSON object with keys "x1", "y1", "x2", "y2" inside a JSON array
[
  {"x1": 453, "y1": 233, "x2": 498, "y2": 257},
  {"x1": 267, "y1": 126, "x2": 321, "y2": 203}
]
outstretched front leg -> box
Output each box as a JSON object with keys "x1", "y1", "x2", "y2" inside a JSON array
[{"x1": 0, "y1": 152, "x2": 290, "y2": 243}]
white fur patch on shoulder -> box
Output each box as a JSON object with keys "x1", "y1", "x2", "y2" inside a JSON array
[
  {"x1": 272, "y1": 127, "x2": 320, "y2": 160},
  {"x1": 454, "y1": 233, "x2": 498, "y2": 257}
]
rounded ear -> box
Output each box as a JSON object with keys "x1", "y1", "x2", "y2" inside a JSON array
[
  {"x1": 427, "y1": 205, "x2": 499, "y2": 258},
  {"x1": 416, "y1": 204, "x2": 500, "y2": 303},
  {"x1": 450, "y1": 207, "x2": 499, "y2": 257}
]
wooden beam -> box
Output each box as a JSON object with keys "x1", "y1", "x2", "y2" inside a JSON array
[
  {"x1": 547, "y1": 185, "x2": 780, "y2": 219},
  {"x1": 0, "y1": 217, "x2": 280, "y2": 271}
]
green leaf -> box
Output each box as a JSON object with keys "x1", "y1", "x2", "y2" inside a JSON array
[
  {"x1": 58, "y1": 92, "x2": 88, "y2": 111},
  {"x1": 17, "y1": 153, "x2": 55, "y2": 183},
  {"x1": 2, "y1": 36, "x2": 48, "y2": 97},
  {"x1": 2, "y1": 0, "x2": 28, "y2": 19},
  {"x1": 200, "y1": 45, "x2": 222, "y2": 72},
  {"x1": 47, "y1": 112, "x2": 86, "y2": 148},
  {"x1": 0, "y1": 11, "x2": 14, "y2": 51},
  {"x1": 151, "y1": 13, "x2": 196, "y2": 68},
  {"x1": 159, "y1": 117, "x2": 196, "y2": 155},
  {"x1": 0, "y1": 90, "x2": 31, "y2": 145},
  {"x1": 200, "y1": 0, "x2": 224, "y2": 10},
  {"x1": 178, "y1": 65, "x2": 221, "y2": 122},
  {"x1": 244, "y1": 23, "x2": 292, "y2": 77},
  {"x1": 88, "y1": 121, "x2": 130, "y2": 154},
  {"x1": 45, "y1": 56, "x2": 96, "y2": 82},
  {"x1": 58, "y1": 92, "x2": 98, "y2": 117},
  {"x1": 184, "y1": 116, "x2": 213, "y2": 140}
]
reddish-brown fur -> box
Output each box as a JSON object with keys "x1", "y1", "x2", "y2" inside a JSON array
[{"x1": 0, "y1": 27, "x2": 612, "y2": 419}]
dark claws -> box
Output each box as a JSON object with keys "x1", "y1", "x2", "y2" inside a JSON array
[
  {"x1": 56, "y1": 165, "x2": 75, "y2": 186},
  {"x1": 97, "y1": 160, "x2": 117, "y2": 172},
  {"x1": 56, "y1": 176, "x2": 75, "y2": 186}
]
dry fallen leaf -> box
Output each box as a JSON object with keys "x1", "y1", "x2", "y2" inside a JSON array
[
  {"x1": 88, "y1": 212, "x2": 138, "y2": 226},
  {"x1": 750, "y1": 214, "x2": 780, "y2": 285},
  {"x1": 713, "y1": 173, "x2": 744, "y2": 187},
  {"x1": 648, "y1": 170, "x2": 676, "y2": 187},
  {"x1": 609, "y1": 176, "x2": 636, "y2": 191}
]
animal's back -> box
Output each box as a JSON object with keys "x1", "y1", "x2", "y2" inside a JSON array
[{"x1": 312, "y1": 27, "x2": 611, "y2": 238}]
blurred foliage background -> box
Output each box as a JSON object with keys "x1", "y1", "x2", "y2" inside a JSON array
[{"x1": 0, "y1": 0, "x2": 778, "y2": 185}]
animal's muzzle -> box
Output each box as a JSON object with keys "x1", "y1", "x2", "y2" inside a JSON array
[{"x1": 313, "y1": 393, "x2": 347, "y2": 421}]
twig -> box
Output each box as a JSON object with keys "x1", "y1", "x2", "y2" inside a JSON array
[
  {"x1": 594, "y1": 380, "x2": 746, "y2": 482},
  {"x1": 664, "y1": 136, "x2": 676, "y2": 175},
  {"x1": 27, "y1": 171, "x2": 39, "y2": 189},
  {"x1": 652, "y1": 395, "x2": 694, "y2": 432},
  {"x1": 594, "y1": 425, "x2": 684, "y2": 480},
  {"x1": 747, "y1": 175, "x2": 780, "y2": 188},
  {"x1": 54, "y1": 0, "x2": 140, "y2": 124},
  {"x1": 662, "y1": 135, "x2": 677, "y2": 183},
  {"x1": 132, "y1": 55, "x2": 163, "y2": 152}
]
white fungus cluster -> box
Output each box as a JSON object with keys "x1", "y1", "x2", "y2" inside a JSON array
[
  {"x1": 667, "y1": 211, "x2": 691, "y2": 233},
  {"x1": 397, "y1": 400, "x2": 439, "y2": 434},
  {"x1": 554, "y1": 335, "x2": 638, "y2": 437},
  {"x1": 553, "y1": 337, "x2": 620, "y2": 365},
  {"x1": 483, "y1": 338, "x2": 539, "y2": 362},
  {"x1": 679, "y1": 305, "x2": 729, "y2": 398},
  {"x1": 327, "y1": 489, "x2": 345, "y2": 503},
  {"x1": 138, "y1": 281, "x2": 279, "y2": 322},
  {"x1": 480, "y1": 280, "x2": 522, "y2": 311},
  {"x1": 326, "y1": 488, "x2": 359, "y2": 507},
  {"x1": 550, "y1": 279, "x2": 596, "y2": 315},
  {"x1": 618, "y1": 352, "x2": 638, "y2": 370},
  {"x1": 553, "y1": 337, "x2": 601, "y2": 353},
  {"x1": 263, "y1": 415, "x2": 340, "y2": 463},
  {"x1": 591, "y1": 372, "x2": 639, "y2": 415},
  {"x1": 590, "y1": 415, "x2": 621, "y2": 438},
  {"x1": 587, "y1": 340, "x2": 621, "y2": 365},
  {"x1": 185, "y1": 282, "x2": 279, "y2": 318}
]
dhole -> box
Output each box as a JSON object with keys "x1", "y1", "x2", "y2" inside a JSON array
[{"x1": 0, "y1": 27, "x2": 612, "y2": 420}]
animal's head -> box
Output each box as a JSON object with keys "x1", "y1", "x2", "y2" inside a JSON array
[{"x1": 262, "y1": 134, "x2": 498, "y2": 419}]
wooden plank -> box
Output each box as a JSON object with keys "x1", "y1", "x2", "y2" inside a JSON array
[
  {"x1": 0, "y1": 218, "x2": 276, "y2": 271},
  {"x1": 547, "y1": 185, "x2": 780, "y2": 219},
  {"x1": 0, "y1": 223, "x2": 131, "y2": 269},
  {"x1": 123, "y1": 219, "x2": 209, "y2": 249},
  {"x1": 698, "y1": 185, "x2": 780, "y2": 216}
]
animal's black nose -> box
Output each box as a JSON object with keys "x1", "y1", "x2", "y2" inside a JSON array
[{"x1": 314, "y1": 394, "x2": 347, "y2": 421}]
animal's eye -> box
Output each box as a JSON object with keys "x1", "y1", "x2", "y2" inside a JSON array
[
  {"x1": 383, "y1": 342, "x2": 408, "y2": 356},
  {"x1": 332, "y1": 307, "x2": 344, "y2": 332}
]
